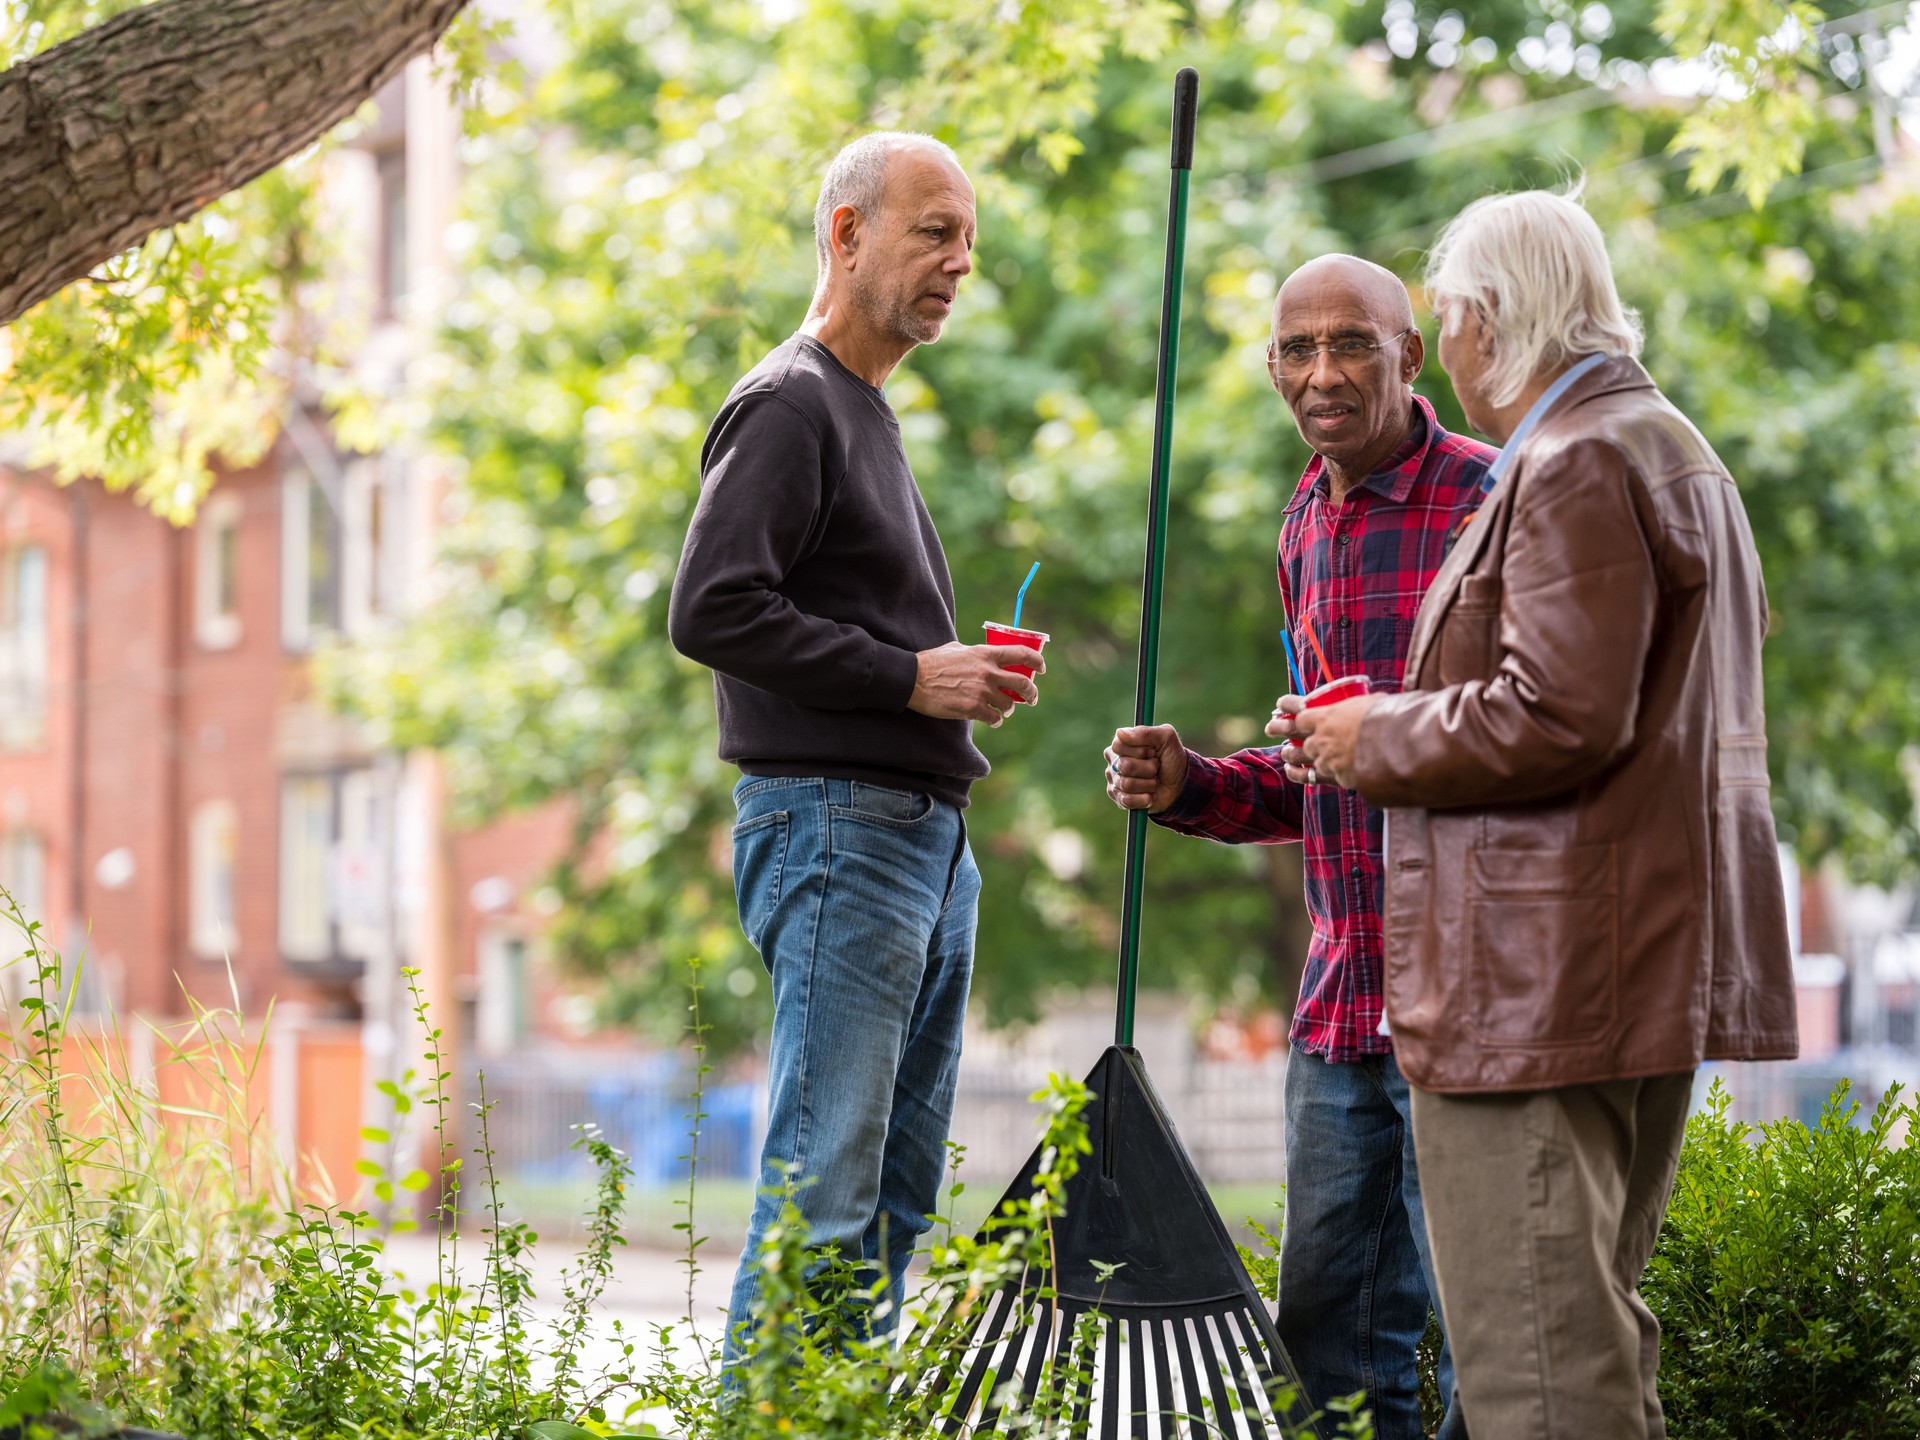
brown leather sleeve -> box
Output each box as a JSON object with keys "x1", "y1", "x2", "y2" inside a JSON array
[{"x1": 1354, "y1": 438, "x2": 1659, "y2": 809}]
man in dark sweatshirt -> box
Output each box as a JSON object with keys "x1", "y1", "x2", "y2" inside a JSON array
[{"x1": 668, "y1": 132, "x2": 1042, "y2": 1354}]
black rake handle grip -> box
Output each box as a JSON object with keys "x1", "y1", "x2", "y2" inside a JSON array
[{"x1": 1171, "y1": 66, "x2": 1197, "y2": 170}]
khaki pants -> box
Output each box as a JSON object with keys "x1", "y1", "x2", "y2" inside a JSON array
[{"x1": 1409, "y1": 1072, "x2": 1694, "y2": 1440}]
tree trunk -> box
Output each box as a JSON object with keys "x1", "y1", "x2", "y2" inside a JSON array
[{"x1": 0, "y1": 0, "x2": 471, "y2": 326}]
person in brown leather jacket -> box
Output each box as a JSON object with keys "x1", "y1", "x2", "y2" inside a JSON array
[{"x1": 1284, "y1": 189, "x2": 1799, "y2": 1440}]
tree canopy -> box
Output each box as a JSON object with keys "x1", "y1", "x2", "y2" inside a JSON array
[
  {"x1": 0, "y1": 0, "x2": 489, "y2": 514},
  {"x1": 6, "y1": 0, "x2": 1915, "y2": 1053},
  {"x1": 322, "y1": 0, "x2": 1920, "y2": 1052}
]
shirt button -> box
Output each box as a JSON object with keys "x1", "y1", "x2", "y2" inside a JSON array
[
  {"x1": 1336, "y1": 534, "x2": 1351, "y2": 546},
  {"x1": 1350, "y1": 865, "x2": 1363, "y2": 878},
  {"x1": 1338, "y1": 616, "x2": 1351, "y2": 630}
]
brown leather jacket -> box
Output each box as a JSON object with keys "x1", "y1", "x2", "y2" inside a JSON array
[{"x1": 1355, "y1": 357, "x2": 1798, "y2": 1093}]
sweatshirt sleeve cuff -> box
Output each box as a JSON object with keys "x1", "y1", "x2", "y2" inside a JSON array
[{"x1": 860, "y1": 642, "x2": 921, "y2": 712}]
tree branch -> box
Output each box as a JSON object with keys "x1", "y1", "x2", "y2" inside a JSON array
[{"x1": 0, "y1": 0, "x2": 471, "y2": 325}]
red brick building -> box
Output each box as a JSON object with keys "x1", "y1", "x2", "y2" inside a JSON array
[{"x1": 0, "y1": 61, "x2": 583, "y2": 1194}]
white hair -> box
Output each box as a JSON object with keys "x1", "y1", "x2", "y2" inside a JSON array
[
  {"x1": 812, "y1": 131, "x2": 960, "y2": 278},
  {"x1": 1425, "y1": 187, "x2": 1643, "y2": 409}
]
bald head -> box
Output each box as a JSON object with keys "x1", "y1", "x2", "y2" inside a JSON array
[
  {"x1": 1267, "y1": 254, "x2": 1424, "y2": 492},
  {"x1": 814, "y1": 131, "x2": 967, "y2": 277},
  {"x1": 1275, "y1": 254, "x2": 1415, "y2": 335}
]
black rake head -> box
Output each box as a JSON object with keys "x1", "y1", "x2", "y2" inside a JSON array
[{"x1": 909, "y1": 1046, "x2": 1322, "y2": 1439}]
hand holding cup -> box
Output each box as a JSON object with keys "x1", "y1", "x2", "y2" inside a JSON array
[
  {"x1": 1290, "y1": 688, "x2": 1381, "y2": 790},
  {"x1": 910, "y1": 641, "x2": 1043, "y2": 727}
]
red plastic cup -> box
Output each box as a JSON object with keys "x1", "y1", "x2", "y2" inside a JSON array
[
  {"x1": 1286, "y1": 674, "x2": 1372, "y2": 783},
  {"x1": 1303, "y1": 673, "x2": 1372, "y2": 709},
  {"x1": 982, "y1": 622, "x2": 1048, "y2": 703}
]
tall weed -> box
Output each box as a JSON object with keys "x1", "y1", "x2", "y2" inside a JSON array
[{"x1": 1, "y1": 905, "x2": 1342, "y2": 1438}]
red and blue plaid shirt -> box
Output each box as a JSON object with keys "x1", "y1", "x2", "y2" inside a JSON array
[{"x1": 1154, "y1": 397, "x2": 1498, "y2": 1061}]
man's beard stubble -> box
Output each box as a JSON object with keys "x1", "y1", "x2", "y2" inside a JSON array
[{"x1": 850, "y1": 266, "x2": 941, "y2": 348}]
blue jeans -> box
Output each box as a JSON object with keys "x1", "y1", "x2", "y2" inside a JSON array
[
  {"x1": 1279, "y1": 1047, "x2": 1465, "y2": 1440},
  {"x1": 723, "y1": 776, "x2": 978, "y2": 1358}
]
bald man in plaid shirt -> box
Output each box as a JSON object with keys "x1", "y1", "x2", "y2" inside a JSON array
[{"x1": 1105, "y1": 256, "x2": 1495, "y2": 1440}]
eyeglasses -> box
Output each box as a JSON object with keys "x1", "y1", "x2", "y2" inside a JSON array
[{"x1": 1266, "y1": 328, "x2": 1415, "y2": 382}]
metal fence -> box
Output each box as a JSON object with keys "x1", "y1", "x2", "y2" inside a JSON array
[
  {"x1": 467, "y1": 1033, "x2": 1289, "y2": 1241},
  {"x1": 469, "y1": 1034, "x2": 1904, "y2": 1243}
]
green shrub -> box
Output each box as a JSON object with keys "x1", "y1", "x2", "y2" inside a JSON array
[
  {"x1": 1643, "y1": 1077, "x2": 1920, "y2": 1438},
  {"x1": 0, "y1": 911, "x2": 1342, "y2": 1439}
]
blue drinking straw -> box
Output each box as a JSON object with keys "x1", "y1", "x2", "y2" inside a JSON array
[
  {"x1": 1278, "y1": 630, "x2": 1306, "y2": 697},
  {"x1": 1012, "y1": 561, "x2": 1041, "y2": 628}
]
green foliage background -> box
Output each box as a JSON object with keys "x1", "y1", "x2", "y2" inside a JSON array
[{"x1": 300, "y1": 0, "x2": 1920, "y2": 1054}]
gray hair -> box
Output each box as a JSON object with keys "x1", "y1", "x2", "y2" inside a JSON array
[
  {"x1": 1425, "y1": 187, "x2": 1643, "y2": 409},
  {"x1": 812, "y1": 131, "x2": 960, "y2": 277}
]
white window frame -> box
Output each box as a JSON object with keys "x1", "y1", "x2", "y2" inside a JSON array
[
  {"x1": 279, "y1": 775, "x2": 333, "y2": 962},
  {"x1": 189, "y1": 801, "x2": 239, "y2": 958},
  {"x1": 282, "y1": 468, "x2": 342, "y2": 652},
  {"x1": 340, "y1": 455, "x2": 410, "y2": 637},
  {"x1": 194, "y1": 493, "x2": 243, "y2": 650},
  {"x1": 0, "y1": 546, "x2": 49, "y2": 751},
  {"x1": 0, "y1": 829, "x2": 46, "y2": 929},
  {"x1": 332, "y1": 768, "x2": 389, "y2": 960},
  {"x1": 476, "y1": 925, "x2": 532, "y2": 1056},
  {"x1": 279, "y1": 767, "x2": 388, "y2": 966}
]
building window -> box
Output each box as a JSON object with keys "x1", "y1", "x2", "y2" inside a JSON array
[
  {"x1": 189, "y1": 802, "x2": 239, "y2": 957},
  {"x1": 194, "y1": 494, "x2": 243, "y2": 650},
  {"x1": 376, "y1": 146, "x2": 409, "y2": 319},
  {"x1": 477, "y1": 927, "x2": 531, "y2": 1055},
  {"x1": 279, "y1": 775, "x2": 333, "y2": 962},
  {"x1": 0, "y1": 829, "x2": 46, "y2": 929},
  {"x1": 341, "y1": 457, "x2": 409, "y2": 635},
  {"x1": 279, "y1": 768, "x2": 388, "y2": 966},
  {"x1": 285, "y1": 458, "x2": 407, "y2": 649},
  {"x1": 281, "y1": 469, "x2": 341, "y2": 651},
  {"x1": 0, "y1": 546, "x2": 49, "y2": 750},
  {"x1": 333, "y1": 768, "x2": 391, "y2": 961}
]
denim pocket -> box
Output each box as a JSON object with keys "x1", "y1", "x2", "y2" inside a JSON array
[
  {"x1": 830, "y1": 782, "x2": 936, "y2": 828},
  {"x1": 731, "y1": 810, "x2": 790, "y2": 958}
]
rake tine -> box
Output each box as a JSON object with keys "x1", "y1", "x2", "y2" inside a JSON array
[
  {"x1": 978, "y1": 1292, "x2": 1049, "y2": 1433},
  {"x1": 1065, "y1": 1307, "x2": 1097, "y2": 1434},
  {"x1": 1196, "y1": 1314, "x2": 1245, "y2": 1440},
  {"x1": 919, "y1": 1292, "x2": 990, "y2": 1419},
  {"x1": 1128, "y1": 1317, "x2": 1153, "y2": 1440},
  {"x1": 1125, "y1": 1318, "x2": 1150, "y2": 1440},
  {"x1": 943, "y1": 1286, "x2": 1017, "y2": 1436},
  {"x1": 1234, "y1": 1304, "x2": 1275, "y2": 1377},
  {"x1": 1217, "y1": 1309, "x2": 1270, "y2": 1435},
  {"x1": 1017, "y1": 1295, "x2": 1063, "y2": 1418},
  {"x1": 1100, "y1": 1313, "x2": 1123, "y2": 1440},
  {"x1": 1048, "y1": 1299, "x2": 1083, "y2": 1398},
  {"x1": 1170, "y1": 1316, "x2": 1210, "y2": 1438},
  {"x1": 1150, "y1": 1317, "x2": 1179, "y2": 1438},
  {"x1": 1242, "y1": 1304, "x2": 1308, "y2": 1428}
]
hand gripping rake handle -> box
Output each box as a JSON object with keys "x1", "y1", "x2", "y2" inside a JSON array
[{"x1": 1115, "y1": 68, "x2": 1197, "y2": 1049}]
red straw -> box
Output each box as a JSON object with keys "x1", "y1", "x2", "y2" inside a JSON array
[{"x1": 1299, "y1": 612, "x2": 1334, "y2": 686}]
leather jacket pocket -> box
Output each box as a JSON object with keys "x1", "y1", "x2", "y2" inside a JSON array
[
  {"x1": 1466, "y1": 843, "x2": 1619, "y2": 1048},
  {"x1": 1436, "y1": 596, "x2": 1500, "y2": 685}
]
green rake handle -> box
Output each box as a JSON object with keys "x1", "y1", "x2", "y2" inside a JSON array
[{"x1": 1115, "y1": 68, "x2": 1197, "y2": 1049}]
